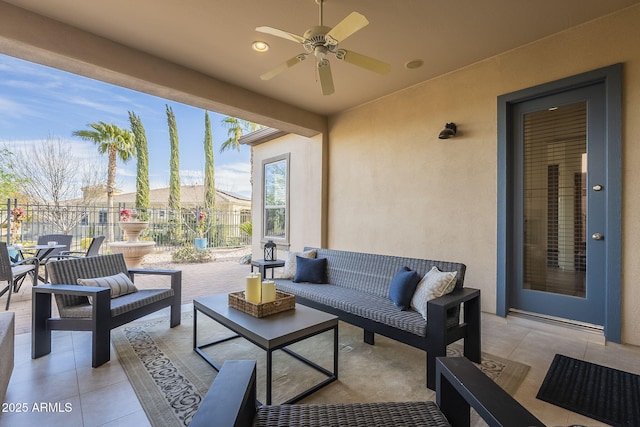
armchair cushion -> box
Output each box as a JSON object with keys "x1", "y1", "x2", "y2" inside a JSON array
[
  {"x1": 57, "y1": 288, "x2": 175, "y2": 318},
  {"x1": 78, "y1": 272, "x2": 138, "y2": 300}
]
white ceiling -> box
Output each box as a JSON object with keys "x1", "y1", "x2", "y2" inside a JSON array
[{"x1": 3, "y1": 0, "x2": 640, "y2": 116}]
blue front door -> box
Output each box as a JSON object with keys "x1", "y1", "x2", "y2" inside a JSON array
[{"x1": 510, "y1": 83, "x2": 606, "y2": 325}]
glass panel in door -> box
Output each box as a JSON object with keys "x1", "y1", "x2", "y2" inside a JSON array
[{"x1": 523, "y1": 102, "x2": 586, "y2": 298}]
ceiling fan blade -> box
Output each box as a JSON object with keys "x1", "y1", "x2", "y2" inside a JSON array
[
  {"x1": 317, "y1": 60, "x2": 334, "y2": 95},
  {"x1": 337, "y1": 49, "x2": 391, "y2": 75},
  {"x1": 255, "y1": 26, "x2": 305, "y2": 44},
  {"x1": 260, "y1": 54, "x2": 307, "y2": 80},
  {"x1": 325, "y1": 12, "x2": 368, "y2": 45}
]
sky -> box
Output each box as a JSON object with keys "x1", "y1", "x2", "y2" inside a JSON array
[{"x1": 0, "y1": 54, "x2": 252, "y2": 198}]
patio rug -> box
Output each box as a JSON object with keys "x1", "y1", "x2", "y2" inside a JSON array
[
  {"x1": 113, "y1": 312, "x2": 530, "y2": 427},
  {"x1": 537, "y1": 354, "x2": 640, "y2": 427}
]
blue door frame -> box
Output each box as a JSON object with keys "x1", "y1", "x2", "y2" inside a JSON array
[{"x1": 496, "y1": 64, "x2": 622, "y2": 342}]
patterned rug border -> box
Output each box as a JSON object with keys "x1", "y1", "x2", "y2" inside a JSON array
[{"x1": 113, "y1": 313, "x2": 529, "y2": 426}]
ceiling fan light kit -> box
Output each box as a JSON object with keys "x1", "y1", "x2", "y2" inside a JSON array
[{"x1": 256, "y1": 0, "x2": 391, "y2": 95}]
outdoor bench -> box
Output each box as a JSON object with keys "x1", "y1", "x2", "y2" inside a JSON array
[
  {"x1": 274, "y1": 247, "x2": 481, "y2": 390},
  {"x1": 189, "y1": 358, "x2": 544, "y2": 427},
  {"x1": 32, "y1": 253, "x2": 181, "y2": 367}
]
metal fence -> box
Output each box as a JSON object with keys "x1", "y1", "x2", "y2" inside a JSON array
[{"x1": 3, "y1": 199, "x2": 251, "y2": 253}]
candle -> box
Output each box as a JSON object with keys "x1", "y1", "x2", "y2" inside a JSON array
[
  {"x1": 261, "y1": 280, "x2": 276, "y2": 303},
  {"x1": 245, "y1": 273, "x2": 261, "y2": 304}
]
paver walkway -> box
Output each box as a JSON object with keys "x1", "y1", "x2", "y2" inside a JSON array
[{"x1": 7, "y1": 248, "x2": 262, "y2": 335}]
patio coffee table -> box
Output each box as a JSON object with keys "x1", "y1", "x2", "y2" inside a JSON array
[{"x1": 193, "y1": 293, "x2": 338, "y2": 405}]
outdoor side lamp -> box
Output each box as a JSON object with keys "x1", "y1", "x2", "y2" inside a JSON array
[{"x1": 264, "y1": 240, "x2": 277, "y2": 261}]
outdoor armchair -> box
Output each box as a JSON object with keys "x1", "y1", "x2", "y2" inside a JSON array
[
  {"x1": 58, "y1": 235, "x2": 105, "y2": 258},
  {"x1": 0, "y1": 242, "x2": 39, "y2": 310},
  {"x1": 190, "y1": 358, "x2": 544, "y2": 427},
  {"x1": 32, "y1": 253, "x2": 181, "y2": 367}
]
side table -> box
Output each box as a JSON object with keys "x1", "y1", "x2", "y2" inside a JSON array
[{"x1": 251, "y1": 259, "x2": 285, "y2": 279}]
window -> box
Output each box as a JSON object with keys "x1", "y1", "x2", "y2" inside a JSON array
[
  {"x1": 263, "y1": 154, "x2": 289, "y2": 242},
  {"x1": 98, "y1": 210, "x2": 108, "y2": 224}
]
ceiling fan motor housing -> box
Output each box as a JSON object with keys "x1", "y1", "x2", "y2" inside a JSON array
[{"x1": 303, "y1": 26, "x2": 338, "y2": 57}]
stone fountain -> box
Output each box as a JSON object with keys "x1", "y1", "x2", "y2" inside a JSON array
[{"x1": 109, "y1": 217, "x2": 155, "y2": 268}]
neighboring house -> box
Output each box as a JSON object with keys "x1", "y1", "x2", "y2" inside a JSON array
[
  {"x1": 70, "y1": 185, "x2": 251, "y2": 225},
  {"x1": 111, "y1": 185, "x2": 251, "y2": 212}
]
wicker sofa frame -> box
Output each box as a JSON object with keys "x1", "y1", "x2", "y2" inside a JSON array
[
  {"x1": 32, "y1": 253, "x2": 181, "y2": 367},
  {"x1": 190, "y1": 357, "x2": 544, "y2": 427},
  {"x1": 275, "y1": 247, "x2": 481, "y2": 390}
]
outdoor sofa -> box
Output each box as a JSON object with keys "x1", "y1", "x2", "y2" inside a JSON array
[
  {"x1": 274, "y1": 247, "x2": 481, "y2": 390},
  {"x1": 0, "y1": 312, "x2": 13, "y2": 404},
  {"x1": 190, "y1": 357, "x2": 544, "y2": 427},
  {"x1": 32, "y1": 253, "x2": 181, "y2": 367}
]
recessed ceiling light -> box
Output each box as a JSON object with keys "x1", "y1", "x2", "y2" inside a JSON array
[
  {"x1": 252, "y1": 41, "x2": 269, "y2": 52},
  {"x1": 404, "y1": 59, "x2": 424, "y2": 69}
]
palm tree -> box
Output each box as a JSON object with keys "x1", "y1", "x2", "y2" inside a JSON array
[
  {"x1": 220, "y1": 117, "x2": 261, "y2": 152},
  {"x1": 72, "y1": 121, "x2": 136, "y2": 241},
  {"x1": 220, "y1": 117, "x2": 262, "y2": 185}
]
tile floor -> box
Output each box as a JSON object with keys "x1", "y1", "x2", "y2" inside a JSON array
[{"x1": 2, "y1": 257, "x2": 640, "y2": 426}]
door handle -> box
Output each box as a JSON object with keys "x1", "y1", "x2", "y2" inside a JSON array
[{"x1": 592, "y1": 233, "x2": 604, "y2": 240}]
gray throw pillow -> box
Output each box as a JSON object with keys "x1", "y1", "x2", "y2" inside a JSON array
[{"x1": 77, "y1": 272, "x2": 138, "y2": 301}]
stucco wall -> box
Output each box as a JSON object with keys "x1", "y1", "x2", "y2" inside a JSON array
[
  {"x1": 327, "y1": 6, "x2": 640, "y2": 345},
  {"x1": 251, "y1": 133, "x2": 324, "y2": 257}
]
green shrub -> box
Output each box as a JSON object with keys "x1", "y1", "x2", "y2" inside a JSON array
[
  {"x1": 171, "y1": 246, "x2": 214, "y2": 263},
  {"x1": 81, "y1": 237, "x2": 92, "y2": 250}
]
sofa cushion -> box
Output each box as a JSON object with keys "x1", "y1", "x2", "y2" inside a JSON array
[
  {"x1": 276, "y1": 280, "x2": 428, "y2": 336},
  {"x1": 410, "y1": 267, "x2": 458, "y2": 320},
  {"x1": 281, "y1": 249, "x2": 317, "y2": 279},
  {"x1": 78, "y1": 272, "x2": 138, "y2": 300},
  {"x1": 388, "y1": 267, "x2": 420, "y2": 310},
  {"x1": 293, "y1": 257, "x2": 327, "y2": 283}
]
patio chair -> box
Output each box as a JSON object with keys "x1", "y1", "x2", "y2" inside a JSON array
[
  {"x1": 32, "y1": 253, "x2": 181, "y2": 367},
  {"x1": 58, "y1": 235, "x2": 105, "y2": 258},
  {"x1": 0, "y1": 242, "x2": 39, "y2": 310},
  {"x1": 27, "y1": 234, "x2": 73, "y2": 283}
]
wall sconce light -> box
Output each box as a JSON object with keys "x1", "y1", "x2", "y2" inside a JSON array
[{"x1": 438, "y1": 123, "x2": 457, "y2": 139}]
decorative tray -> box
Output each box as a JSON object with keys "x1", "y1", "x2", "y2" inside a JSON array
[{"x1": 228, "y1": 291, "x2": 295, "y2": 318}]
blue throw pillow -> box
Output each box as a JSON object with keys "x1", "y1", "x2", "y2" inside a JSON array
[
  {"x1": 388, "y1": 267, "x2": 421, "y2": 310},
  {"x1": 293, "y1": 256, "x2": 327, "y2": 283}
]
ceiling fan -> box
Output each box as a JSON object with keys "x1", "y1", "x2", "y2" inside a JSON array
[{"x1": 256, "y1": 0, "x2": 391, "y2": 95}]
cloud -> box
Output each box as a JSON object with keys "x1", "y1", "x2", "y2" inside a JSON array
[
  {"x1": 65, "y1": 96, "x2": 128, "y2": 116},
  {"x1": 0, "y1": 96, "x2": 35, "y2": 119}
]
